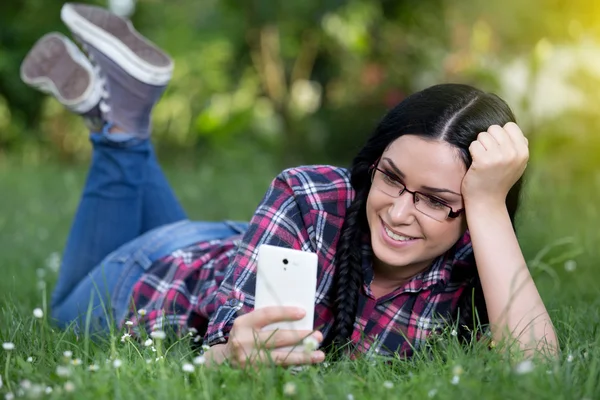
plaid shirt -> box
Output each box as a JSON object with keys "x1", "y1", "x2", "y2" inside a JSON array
[{"x1": 129, "y1": 165, "x2": 484, "y2": 357}]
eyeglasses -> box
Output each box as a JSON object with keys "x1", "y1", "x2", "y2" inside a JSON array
[{"x1": 369, "y1": 162, "x2": 464, "y2": 222}]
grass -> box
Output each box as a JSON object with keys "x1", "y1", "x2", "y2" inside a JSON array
[{"x1": 0, "y1": 146, "x2": 599, "y2": 400}]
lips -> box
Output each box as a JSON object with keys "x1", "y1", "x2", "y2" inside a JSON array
[
  {"x1": 380, "y1": 218, "x2": 418, "y2": 240},
  {"x1": 384, "y1": 226, "x2": 416, "y2": 241}
]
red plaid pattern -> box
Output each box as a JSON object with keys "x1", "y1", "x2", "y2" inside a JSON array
[{"x1": 130, "y1": 165, "x2": 483, "y2": 357}]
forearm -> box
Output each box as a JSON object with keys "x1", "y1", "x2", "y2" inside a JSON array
[{"x1": 466, "y1": 201, "x2": 558, "y2": 355}]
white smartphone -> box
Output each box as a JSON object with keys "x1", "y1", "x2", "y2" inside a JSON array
[{"x1": 254, "y1": 244, "x2": 318, "y2": 333}]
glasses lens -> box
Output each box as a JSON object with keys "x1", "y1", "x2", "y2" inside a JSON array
[
  {"x1": 373, "y1": 169, "x2": 405, "y2": 196},
  {"x1": 414, "y1": 193, "x2": 449, "y2": 221},
  {"x1": 372, "y1": 169, "x2": 451, "y2": 221}
]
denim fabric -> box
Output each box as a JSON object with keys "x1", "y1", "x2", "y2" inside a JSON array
[
  {"x1": 51, "y1": 219, "x2": 247, "y2": 334},
  {"x1": 49, "y1": 125, "x2": 243, "y2": 334}
]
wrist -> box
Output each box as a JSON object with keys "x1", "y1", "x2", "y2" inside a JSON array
[
  {"x1": 464, "y1": 194, "x2": 506, "y2": 211},
  {"x1": 464, "y1": 196, "x2": 509, "y2": 219}
]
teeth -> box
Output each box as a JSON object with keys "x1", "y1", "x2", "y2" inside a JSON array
[{"x1": 384, "y1": 226, "x2": 414, "y2": 242}]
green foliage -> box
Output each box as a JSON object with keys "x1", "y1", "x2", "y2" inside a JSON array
[{"x1": 1, "y1": 0, "x2": 596, "y2": 166}]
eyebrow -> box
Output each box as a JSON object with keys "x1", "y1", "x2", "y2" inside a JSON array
[{"x1": 381, "y1": 157, "x2": 462, "y2": 197}]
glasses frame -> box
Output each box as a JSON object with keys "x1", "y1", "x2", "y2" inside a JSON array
[{"x1": 369, "y1": 159, "x2": 464, "y2": 221}]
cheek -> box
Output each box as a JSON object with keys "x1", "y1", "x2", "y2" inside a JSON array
[
  {"x1": 422, "y1": 218, "x2": 465, "y2": 249},
  {"x1": 366, "y1": 189, "x2": 386, "y2": 220}
]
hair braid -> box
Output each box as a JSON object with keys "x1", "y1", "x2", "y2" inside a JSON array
[{"x1": 324, "y1": 187, "x2": 369, "y2": 351}]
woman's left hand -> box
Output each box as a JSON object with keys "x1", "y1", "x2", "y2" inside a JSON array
[{"x1": 461, "y1": 122, "x2": 529, "y2": 206}]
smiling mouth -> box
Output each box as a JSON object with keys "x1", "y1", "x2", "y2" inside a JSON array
[{"x1": 381, "y1": 219, "x2": 418, "y2": 242}]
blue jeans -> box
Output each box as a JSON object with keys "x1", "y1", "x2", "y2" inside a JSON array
[{"x1": 50, "y1": 127, "x2": 247, "y2": 334}]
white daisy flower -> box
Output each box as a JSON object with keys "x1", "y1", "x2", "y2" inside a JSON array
[
  {"x1": 28, "y1": 384, "x2": 44, "y2": 398},
  {"x1": 88, "y1": 364, "x2": 99, "y2": 372},
  {"x1": 125, "y1": 321, "x2": 134, "y2": 326},
  {"x1": 56, "y1": 366, "x2": 71, "y2": 378},
  {"x1": 63, "y1": 350, "x2": 73, "y2": 358},
  {"x1": 302, "y1": 336, "x2": 319, "y2": 353},
  {"x1": 112, "y1": 359, "x2": 122, "y2": 369},
  {"x1": 71, "y1": 358, "x2": 82, "y2": 366},
  {"x1": 45, "y1": 387, "x2": 53, "y2": 394},
  {"x1": 2, "y1": 342, "x2": 15, "y2": 351},
  {"x1": 182, "y1": 363, "x2": 195, "y2": 373},
  {"x1": 138, "y1": 309, "x2": 147, "y2": 317},
  {"x1": 0, "y1": 374, "x2": 3, "y2": 389},
  {"x1": 564, "y1": 260, "x2": 577, "y2": 272},
  {"x1": 64, "y1": 381, "x2": 75, "y2": 392},
  {"x1": 150, "y1": 330, "x2": 166, "y2": 340},
  {"x1": 452, "y1": 365, "x2": 464, "y2": 376},
  {"x1": 26, "y1": 357, "x2": 33, "y2": 363},
  {"x1": 144, "y1": 339, "x2": 153, "y2": 347},
  {"x1": 450, "y1": 329, "x2": 457, "y2": 337},
  {"x1": 347, "y1": 394, "x2": 354, "y2": 400},
  {"x1": 5, "y1": 392, "x2": 14, "y2": 400},
  {"x1": 151, "y1": 346, "x2": 157, "y2": 353},
  {"x1": 201, "y1": 344, "x2": 210, "y2": 352},
  {"x1": 20, "y1": 380, "x2": 32, "y2": 390},
  {"x1": 383, "y1": 381, "x2": 394, "y2": 389},
  {"x1": 451, "y1": 375, "x2": 460, "y2": 385},
  {"x1": 514, "y1": 360, "x2": 535, "y2": 375},
  {"x1": 189, "y1": 327, "x2": 198, "y2": 335},
  {"x1": 121, "y1": 333, "x2": 131, "y2": 342},
  {"x1": 193, "y1": 355, "x2": 206, "y2": 365},
  {"x1": 145, "y1": 359, "x2": 152, "y2": 364},
  {"x1": 567, "y1": 354, "x2": 574, "y2": 363},
  {"x1": 45, "y1": 252, "x2": 61, "y2": 272},
  {"x1": 283, "y1": 382, "x2": 297, "y2": 396},
  {"x1": 33, "y1": 308, "x2": 44, "y2": 319},
  {"x1": 428, "y1": 389, "x2": 438, "y2": 398}
]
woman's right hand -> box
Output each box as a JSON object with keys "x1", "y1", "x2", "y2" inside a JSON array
[{"x1": 205, "y1": 306, "x2": 325, "y2": 368}]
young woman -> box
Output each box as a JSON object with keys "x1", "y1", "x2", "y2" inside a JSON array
[{"x1": 22, "y1": 3, "x2": 557, "y2": 368}]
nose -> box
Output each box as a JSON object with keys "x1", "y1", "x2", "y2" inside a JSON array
[{"x1": 387, "y1": 191, "x2": 416, "y2": 223}]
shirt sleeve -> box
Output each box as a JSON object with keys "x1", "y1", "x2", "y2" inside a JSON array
[{"x1": 204, "y1": 171, "x2": 313, "y2": 346}]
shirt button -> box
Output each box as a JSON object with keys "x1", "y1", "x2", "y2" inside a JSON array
[{"x1": 227, "y1": 299, "x2": 239, "y2": 307}]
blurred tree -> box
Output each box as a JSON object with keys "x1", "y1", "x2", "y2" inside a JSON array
[{"x1": 1, "y1": 0, "x2": 599, "y2": 166}]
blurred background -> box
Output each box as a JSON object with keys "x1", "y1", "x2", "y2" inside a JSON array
[
  {"x1": 0, "y1": 0, "x2": 599, "y2": 324},
  {"x1": 1, "y1": 0, "x2": 600, "y2": 169}
]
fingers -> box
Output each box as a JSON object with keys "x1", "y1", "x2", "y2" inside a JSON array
[
  {"x1": 503, "y1": 122, "x2": 529, "y2": 163},
  {"x1": 235, "y1": 349, "x2": 325, "y2": 368},
  {"x1": 487, "y1": 125, "x2": 511, "y2": 147},
  {"x1": 257, "y1": 329, "x2": 318, "y2": 349},
  {"x1": 468, "y1": 139, "x2": 486, "y2": 161},
  {"x1": 503, "y1": 122, "x2": 528, "y2": 147},
  {"x1": 227, "y1": 336, "x2": 325, "y2": 368},
  {"x1": 237, "y1": 306, "x2": 306, "y2": 329},
  {"x1": 475, "y1": 130, "x2": 497, "y2": 151},
  {"x1": 475, "y1": 124, "x2": 528, "y2": 158},
  {"x1": 270, "y1": 350, "x2": 326, "y2": 366}
]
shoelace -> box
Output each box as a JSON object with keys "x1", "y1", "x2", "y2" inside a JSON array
[{"x1": 81, "y1": 41, "x2": 112, "y2": 117}]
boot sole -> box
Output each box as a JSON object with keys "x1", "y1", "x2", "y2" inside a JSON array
[
  {"x1": 20, "y1": 32, "x2": 102, "y2": 113},
  {"x1": 61, "y1": 3, "x2": 173, "y2": 86}
]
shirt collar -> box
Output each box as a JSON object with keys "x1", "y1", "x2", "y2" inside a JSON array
[{"x1": 361, "y1": 230, "x2": 473, "y2": 296}]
